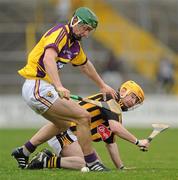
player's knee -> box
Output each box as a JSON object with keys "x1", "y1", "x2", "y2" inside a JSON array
[
  {"x1": 109, "y1": 125, "x2": 118, "y2": 134},
  {"x1": 109, "y1": 121, "x2": 121, "y2": 134},
  {"x1": 77, "y1": 111, "x2": 91, "y2": 125}
]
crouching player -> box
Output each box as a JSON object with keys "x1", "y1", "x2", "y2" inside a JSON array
[{"x1": 27, "y1": 80, "x2": 150, "y2": 170}]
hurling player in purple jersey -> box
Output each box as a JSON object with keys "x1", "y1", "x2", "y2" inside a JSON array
[{"x1": 12, "y1": 7, "x2": 117, "y2": 172}]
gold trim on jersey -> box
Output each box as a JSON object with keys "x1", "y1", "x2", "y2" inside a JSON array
[
  {"x1": 55, "y1": 57, "x2": 70, "y2": 63},
  {"x1": 55, "y1": 29, "x2": 66, "y2": 46},
  {"x1": 37, "y1": 62, "x2": 47, "y2": 76}
]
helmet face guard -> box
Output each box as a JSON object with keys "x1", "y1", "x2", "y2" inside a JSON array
[{"x1": 119, "y1": 80, "x2": 145, "y2": 110}]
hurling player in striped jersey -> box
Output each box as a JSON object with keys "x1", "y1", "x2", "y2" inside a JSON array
[
  {"x1": 27, "y1": 81, "x2": 150, "y2": 171},
  {"x1": 11, "y1": 7, "x2": 117, "y2": 172}
]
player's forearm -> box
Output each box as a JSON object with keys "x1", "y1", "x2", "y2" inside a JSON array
[
  {"x1": 116, "y1": 126, "x2": 137, "y2": 144},
  {"x1": 109, "y1": 121, "x2": 137, "y2": 144},
  {"x1": 79, "y1": 60, "x2": 105, "y2": 88},
  {"x1": 44, "y1": 52, "x2": 63, "y2": 89},
  {"x1": 105, "y1": 143, "x2": 123, "y2": 169}
]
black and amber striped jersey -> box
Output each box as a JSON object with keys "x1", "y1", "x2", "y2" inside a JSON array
[{"x1": 69, "y1": 93, "x2": 122, "y2": 144}]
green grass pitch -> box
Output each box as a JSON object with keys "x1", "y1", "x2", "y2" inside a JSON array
[{"x1": 0, "y1": 128, "x2": 178, "y2": 180}]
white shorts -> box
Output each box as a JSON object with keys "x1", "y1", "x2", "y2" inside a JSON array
[
  {"x1": 22, "y1": 79, "x2": 59, "y2": 114},
  {"x1": 47, "y1": 129, "x2": 77, "y2": 156}
]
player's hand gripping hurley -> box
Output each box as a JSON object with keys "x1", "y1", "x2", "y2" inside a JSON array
[{"x1": 140, "y1": 123, "x2": 169, "y2": 151}]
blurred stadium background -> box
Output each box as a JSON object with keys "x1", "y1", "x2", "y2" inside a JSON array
[{"x1": 0, "y1": 0, "x2": 178, "y2": 128}]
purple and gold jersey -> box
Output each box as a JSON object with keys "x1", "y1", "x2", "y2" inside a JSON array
[{"x1": 18, "y1": 24, "x2": 87, "y2": 83}]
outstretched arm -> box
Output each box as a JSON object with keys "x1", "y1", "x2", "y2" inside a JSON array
[
  {"x1": 105, "y1": 142, "x2": 124, "y2": 169},
  {"x1": 109, "y1": 120, "x2": 149, "y2": 148}
]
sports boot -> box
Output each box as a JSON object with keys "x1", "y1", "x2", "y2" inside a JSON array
[
  {"x1": 27, "y1": 149, "x2": 53, "y2": 169},
  {"x1": 87, "y1": 162, "x2": 110, "y2": 172},
  {"x1": 11, "y1": 147, "x2": 29, "y2": 169}
]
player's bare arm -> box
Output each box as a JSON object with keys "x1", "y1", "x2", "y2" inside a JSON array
[
  {"x1": 105, "y1": 142, "x2": 124, "y2": 169},
  {"x1": 79, "y1": 60, "x2": 117, "y2": 99},
  {"x1": 109, "y1": 120, "x2": 149, "y2": 148},
  {"x1": 43, "y1": 48, "x2": 70, "y2": 99}
]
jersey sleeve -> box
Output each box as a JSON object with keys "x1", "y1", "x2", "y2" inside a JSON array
[
  {"x1": 70, "y1": 44, "x2": 88, "y2": 66},
  {"x1": 43, "y1": 27, "x2": 67, "y2": 54},
  {"x1": 101, "y1": 107, "x2": 122, "y2": 123},
  {"x1": 101, "y1": 108, "x2": 119, "y2": 121}
]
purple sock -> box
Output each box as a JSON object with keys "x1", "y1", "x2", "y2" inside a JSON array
[
  {"x1": 24, "y1": 141, "x2": 36, "y2": 153},
  {"x1": 84, "y1": 152, "x2": 97, "y2": 163}
]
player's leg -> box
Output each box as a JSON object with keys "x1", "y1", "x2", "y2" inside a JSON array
[
  {"x1": 11, "y1": 122, "x2": 61, "y2": 169},
  {"x1": 40, "y1": 97, "x2": 94, "y2": 155},
  {"x1": 12, "y1": 79, "x2": 108, "y2": 171},
  {"x1": 27, "y1": 149, "x2": 85, "y2": 170},
  {"x1": 28, "y1": 131, "x2": 85, "y2": 170},
  {"x1": 48, "y1": 129, "x2": 84, "y2": 158},
  {"x1": 61, "y1": 141, "x2": 83, "y2": 158},
  {"x1": 60, "y1": 141, "x2": 85, "y2": 169},
  {"x1": 11, "y1": 79, "x2": 67, "y2": 168},
  {"x1": 48, "y1": 129, "x2": 85, "y2": 169},
  {"x1": 61, "y1": 156, "x2": 85, "y2": 170},
  {"x1": 11, "y1": 79, "x2": 85, "y2": 168},
  {"x1": 60, "y1": 129, "x2": 84, "y2": 158},
  {"x1": 42, "y1": 98, "x2": 107, "y2": 171}
]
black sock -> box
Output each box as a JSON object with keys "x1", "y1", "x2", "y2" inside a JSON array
[{"x1": 56, "y1": 157, "x2": 61, "y2": 168}]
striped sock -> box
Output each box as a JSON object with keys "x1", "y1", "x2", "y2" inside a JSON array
[{"x1": 46, "y1": 156, "x2": 61, "y2": 169}]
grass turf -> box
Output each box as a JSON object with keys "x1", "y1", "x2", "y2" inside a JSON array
[{"x1": 0, "y1": 128, "x2": 178, "y2": 180}]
